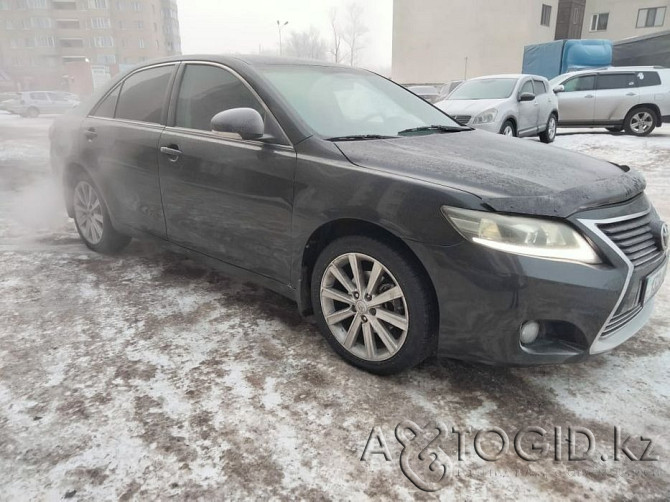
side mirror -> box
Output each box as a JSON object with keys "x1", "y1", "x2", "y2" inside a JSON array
[
  {"x1": 553, "y1": 85, "x2": 565, "y2": 94},
  {"x1": 518, "y1": 92, "x2": 536, "y2": 102},
  {"x1": 211, "y1": 107, "x2": 265, "y2": 140}
]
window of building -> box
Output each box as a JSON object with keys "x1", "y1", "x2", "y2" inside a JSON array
[
  {"x1": 636, "y1": 71, "x2": 662, "y2": 87},
  {"x1": 637, "y1": 7, "x2": 666, "y2": 28},
  {"x1": 62, "y1": 56, "x2": 87, "y2": 63},
  {"x1": 35, "y1": 35, "x2": 55, "y2": 47},
  {"x1": 134, "y1": 20, "x2": 144, "y2": 29},
  {"x1": 131, "y1": 1, "x2": 142, "y2": 11},
  {"x1": 590, "y1": 12, "x2": 609, "y2": 31},
  {"x1": 60, "y1": 38, "x2": 85, "y2": 48},
  {"x1": 93, "y1": 35, "x2": 114, "y2": 47},
  {"x1": 57, "y1": 19, "x2": 81, "y2": 29},
  {"x1": 90, "y1": 17, "x2": 111, "y2": 28},
  {"x1": 30, "y1": 16, "x2": 51, "y2": 28},
  {"x1": 24, "y1": 37, "x2": 35, "y2": 47},
  {"x1": 541, "y1": 4, "x2": 552, "y2": 26},
  {"x1": 138, "y1": 38, "x2": 145, "y2": 48},
  {"x1": 115, "y1": 65, "x2": 173, "y2": 123},
  {"x1": 9, "y1": 39, "x2": 19, "y2": 48},
  {"x1": 53, "y1": 1, "x2": 77, "y2": 10},
  {"x1": 562, "y1": 75, "x2": 595, "y2": 92},
  {"x1": 0, "y1": 1, "x2": 10, "y2": 9},
  {"x1": 88, "y1": 0, "x2": 108, "y2": 9},
  {"x1": 175, "y1": 64, "x2": 264, "y2": 132},
  {"x1": 92, "y1": 84, "x2": 120, "y2": 118},
  {"x1": 97, "y1": 53, "x2": 116, "y2": 64},
  {"x1": 596, "y1": 73, "x2": 636, "y2": 90},
  {"x1": 116, "y1": 1, "x2": 126, "y2": 9},
  {"x1": 26, "y1": 0, "x2": 47, "y2": 8}
]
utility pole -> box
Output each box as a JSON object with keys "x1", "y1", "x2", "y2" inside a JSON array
[
  {"x1": 277, "y1": 20, "x2": 288, "y2": 56},
  {"x1": 464, "y1": 56, "x2": 468, "y2": 80}
]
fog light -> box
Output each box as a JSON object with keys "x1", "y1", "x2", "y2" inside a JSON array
[{"x1": 520, "y1": 321, "x2": 540, "y2": 345}]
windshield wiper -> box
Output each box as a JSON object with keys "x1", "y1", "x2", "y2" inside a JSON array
[
  {"x1": 326, "y1": 134, "x2": 397, "y2": 141},
  {"x1": 398, "y1": 125, "x2": 470, "y2": 135}
]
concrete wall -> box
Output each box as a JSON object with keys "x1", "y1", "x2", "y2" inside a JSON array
[
  {"x1": 582, "y1": 0, "x2": 669, "y2": 40},
  {"x1": 392, "y1": 0, "x2": 559, "y2": 84}
]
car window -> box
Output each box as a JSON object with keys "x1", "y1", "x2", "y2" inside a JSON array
[
  {"x1": 175, "y1": 64, "x2": 264, "y2": 131},
  {"x1": 30, "y1": 92, "x2": 48, "y2": 101},
  {"x1": 520, "y1": 80, "x2": 534, "y2": 95},
  {"x1": 48, "y1": 92, "x2": 67, "y2": 102},
  {"x1": 92, "y1": 84, "x2": 120, "y2": 118},
  {"x1": 597, "y1": 73, "x2": 636, "y2": 90},
  {"x1": 562, "y1": 75, "x2": 595, "y2": 92},
  {"x1": 533, "y1": 80, "x2": 547, "y2": 95},
  {"x1": 115, "y1": 65, "x2": 174, "y2": 123},
  {"x1": 636, "y1": 71, "x2": 662, "y2": 87},
  {"x1": 448, "y1": 78, "x2": 517, "y2": 100}
]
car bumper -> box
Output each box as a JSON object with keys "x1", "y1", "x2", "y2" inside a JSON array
[
  {"x1": 407, "y1": 194, "x2": 667, "y2": 365},
  {"x1": 469, "y1": 120, "x2": 503, "y2": 134}
]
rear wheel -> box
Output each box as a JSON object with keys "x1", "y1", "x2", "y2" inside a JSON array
[
  {"x1": 73, "y1": 174, "x2": 130, "y2": 254},
  {"x1": 500, "y1": 120, "x2": 516, "y2": 137},
  {"x1": 311, "y1": 236, "x2": 437, "y2": 375},
  {"x1": 624, "y1": 107, "x2": 656, "y2": 137},
  {"x1": 539, "y1": 113, "x2": 557, "y2": 144}
]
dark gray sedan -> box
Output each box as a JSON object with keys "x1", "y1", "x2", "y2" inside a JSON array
[{"x1": 50, "y1": 55, "x2": 668, "y2": 374}]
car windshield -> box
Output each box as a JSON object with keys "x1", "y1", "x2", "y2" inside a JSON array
[
  {"x1": 448, "y1": 78, "x2": 518, "y2": 100},
  {"x1": 258, "y1": 65, "x2": 462, "y2": 139}
]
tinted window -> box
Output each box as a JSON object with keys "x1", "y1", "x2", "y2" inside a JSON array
[
  {"x1": 533, "y1": 80, "x2": 547, "y2": 95},
  {"x1": 92, "y1": 85, "x2": 120, "y2": 118},
  {"x1": 637, "y1": 71, "x2": 662, "y2": 87},
  {"x1": 115, "y1": 65, "x2": 173, "y2": 123},
  {"x1": 448, "y1": 78, "x2": 517, "y2": 100},
  {"x1": 563, "y1": 75, "x2": 595, "y2": 92},
  {"x1": 597, "y1": 73, "x2": 636, "y2": 90},
  {"x1": 175, "y1": 64, "x2": 264, "y2": 131},
  {"x1": 520, "y1": 80, "x2": 534, "y2": 95},
  {"x1": 48, "y1": 92, "x2": 67, "y2": 102},
  {"x1": 30, "y1": 92, "x2": 48, "y2": 100}
]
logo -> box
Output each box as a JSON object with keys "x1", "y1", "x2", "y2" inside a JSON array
[{"x1": 653, "y1": 221, "x2": 669, "y2": 252}]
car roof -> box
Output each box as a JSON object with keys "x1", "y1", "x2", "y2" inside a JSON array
[
  {"x1": 557, "y1": 66, "x2": 666, "y2": 78},
  {"x1": 139, "y1": 53, "x2": 355, "y2": 70},
  {"x1": 469, "y1": 74, "x2": 546, "y2": 81}
]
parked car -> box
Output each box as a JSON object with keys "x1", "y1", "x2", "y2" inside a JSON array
[
  {"x1": 550, "y1": 66, "x2": 670, "y2": 136},
  {"x1": 0, "y1": 92, "x2": 18, "y2": 112},
  {"x1": 439, "y1": 80, "x2": 463, "y2": 98},
  {"x1": 435, "y1": 74, "x2": 559, "y2": 143},
  {"x1": 406, "y1": 85, "x2": 440, "y2": 103},
  {"x1": 50, "y1": 56, "x2": 667, "y2": 374},
  {"x1": 3, "y1": 90, "x2": 80, "y2": 117}
]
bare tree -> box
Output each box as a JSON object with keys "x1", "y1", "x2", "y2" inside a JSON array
[
  {"x1": 343, "y1": 1, "x2": 368, "y2": 66},
  {"x1": 329, "y1": 7, "x2": 344, "y2": 64},
  {"x1": 284, "y1": 26, "x2": 327, "y2": 61}
]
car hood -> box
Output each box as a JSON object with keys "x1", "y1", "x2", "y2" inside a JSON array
[
  {"x1": 335, "y1": 131, "x2": 646, "y2": 218},
  {"x1": 436, "y1": 98, "x2": 505, "y2": 116}
]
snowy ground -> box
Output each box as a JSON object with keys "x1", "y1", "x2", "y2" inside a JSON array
[{"x1": 0, "y1": 112, "x2": 669, "y2": 500}]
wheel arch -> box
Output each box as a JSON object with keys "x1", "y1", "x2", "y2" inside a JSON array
[
  {"x1": 630, "y1": 103, "x2": 662, "y2": 126},
  {"x1": 297, "y1": 218, "x2": 438, "y2": 319},
  {"x1": 62, "y1": 162, "x2": 89, "y2": 218}
]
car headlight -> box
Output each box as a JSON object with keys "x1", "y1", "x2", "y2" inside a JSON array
[
  {"x1": 472, "y1": 108, "x2": 498, "y2": 125},
  {"x1": 442, "y1": 206, "x2": 601, "y2": 264}
]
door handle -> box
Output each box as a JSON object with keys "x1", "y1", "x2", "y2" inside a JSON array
[
  {"x1": 84, "y1": 127, "x2": 97, "y2": 140},
  {"x1": 160, "y1": 146, "x2": 182, "y2": 160},
  {"x1": 626, "y1": 92, "x2": 636, "y2": 96},
  {"x1": 584, "y1": 95, "x2": 594, "y2": 99}
]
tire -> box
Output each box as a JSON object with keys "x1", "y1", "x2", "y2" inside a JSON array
[
  {"x1": 499, "y1": 120, "x2": 516, "y2": 137},
  {"x1": 539, "y1": 113, "x2": 557, "y2": 144},
  {"x1": 26, "y1": 107, "x2": 39, "y2": 118},
  {"x1": 311, "y1": 235, "x2": 437, "y2": 375},
  {"x1": 72, "y1": 173, "x2": 130, "y2": 254},
  {"x1": 624, "y1": 107, "x2": 656, "y2": 137}
]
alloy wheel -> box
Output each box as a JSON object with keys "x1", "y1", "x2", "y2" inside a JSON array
[
  {"x1": 630, "y1": 112, "x2": 654, "y2": 134},
  {"x1": 502, "y1": 125, "x2": 514, "y2": 136},
  {"x1": 319, "y1": 252, "x2": 409, "y2": 362},
  {"x1": 547, "y1": 116, "x2": 556, "y2": 140},
  {"x1": 74, "y1": 181, "x2": 104, "y2": 245}
]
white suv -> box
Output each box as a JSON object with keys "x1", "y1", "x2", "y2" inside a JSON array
[
  {"x1": 550, "y1": 67, "x2": 670, "y2": 136},
  {"x1": 3, "y1": 91, "x2": 79, "y2": 118}
]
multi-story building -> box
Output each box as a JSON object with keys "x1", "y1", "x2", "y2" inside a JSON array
[
  {"x1": 0, "y1": 0, "x2": 181, "y2": 93},
  {"x1": 393, "y1": 0, "x2": 670, "y2": 84}
]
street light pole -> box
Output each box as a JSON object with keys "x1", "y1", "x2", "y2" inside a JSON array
[{"x1": 277, "y1": 20, "x2": 288, "y2": 55}]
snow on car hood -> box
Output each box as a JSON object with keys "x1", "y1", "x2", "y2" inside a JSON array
[
  {"x1": 335, "y1": 130, "x2": 646, "y2": 218},
  {"x1": 435, "y1": 98, "x2": 505, "y2": 116}
]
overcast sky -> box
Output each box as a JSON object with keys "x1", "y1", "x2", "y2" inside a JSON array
[{"x1": 176, "y1": 0, "x2": 393, "y2": 72}]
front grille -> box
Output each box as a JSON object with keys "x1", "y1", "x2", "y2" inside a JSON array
[
  {"x1": 601, "y1": 304, "x2": 643, "y2": 338},
  {"x1": 597, "y1": 212, "x2": 664, "y2": 268},
  {"x1": 452, "y1": 115, "x2": 471, "y2": 125}
]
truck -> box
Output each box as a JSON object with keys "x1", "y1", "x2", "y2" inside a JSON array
[{"x1": 522, "y1": 39, "x2": 613, "y2": 80}]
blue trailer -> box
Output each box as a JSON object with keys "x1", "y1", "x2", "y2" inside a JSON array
[{"x1": 522, "y1": 39, "x2": 613, "y2": 79}]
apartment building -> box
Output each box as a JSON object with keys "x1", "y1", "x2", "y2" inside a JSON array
[
  {"x1": 0, "y1": 0, "x2": 181, "y2": 92},
  {"x1": 393, "y1": 0, "x2": 670, "y2": 84}
]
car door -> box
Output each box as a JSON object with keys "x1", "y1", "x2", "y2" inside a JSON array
[
  {"x1": 158, "y1": 62, "x2": 295, "y2": 283},
  {"x1": 79, "y1": 63, "x2": 177, "y2": 238},
  {"x1": 47, "y1": 92, "x2": 70, "y2": 113},
  {"x1": 532, "y1": 79, "x2": 552, "y2": 129},
  {"x1": 30, "y1": 92, "x2": 49, "y2": 112},
  {"x1": 594, "y1": 72, "x2": 639, "y2": 124},
  {"x1": 555, "y1": 74, "x2": 596, "y2": 125},
  {"x1": 517, "y1": 79, "x2": 539, "y2": 136}
]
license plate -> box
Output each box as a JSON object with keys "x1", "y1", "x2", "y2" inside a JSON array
[{"x1": 644, "y1": 262, "x2": 668, "y2": 304}]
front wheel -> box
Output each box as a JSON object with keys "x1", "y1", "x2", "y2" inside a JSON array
[
  {"x1": 499, "y1": 120, "x2": 516, "y2": 137},
  {"x1": 73, "y1": 176, "x2": 130, "y2": 254},
  {"x1": 624, "y1": 107, "x2": 656, "y2": 137},
  {"x1": 539, "y1": 113, "x2": 557, "y2": 144},
  {"x1": 311, "y1": 236, "x2": 437, "y2": 375}
]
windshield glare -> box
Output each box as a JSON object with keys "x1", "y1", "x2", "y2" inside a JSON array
[
  {"x1": 259, "y1": 66, "x2": 461, "y2": 138},
  {"x1": 448, "y1": 78, "x2": 518, "y2": 100}
]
